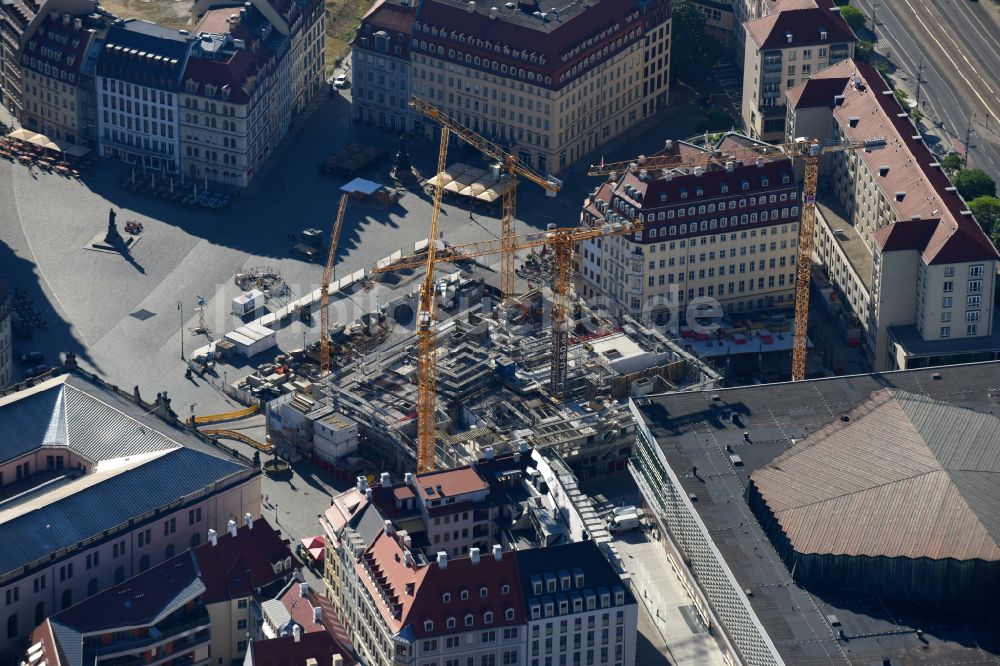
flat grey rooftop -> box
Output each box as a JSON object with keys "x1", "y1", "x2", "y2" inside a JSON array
[
  {"x1": 815, "y1": 198, "x2": 873, "y2": 290},
  {"x1": 890, "y1": 309, "x2": 1000, "y2": 358},
  {"x1": 636, "y1": 362, "x2": 1000, "y2": 665}
]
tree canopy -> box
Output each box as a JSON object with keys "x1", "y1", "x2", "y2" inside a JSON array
[
  {"x1": 839, "y1": 5, "x2": 867, "y2": 32},
  {"x1": 940, "y1": 153, "x2": 964, "y2": 176},
  {"x1": 670, "y1": 0, "x2": 723, "y2": 83},
  {"x1": 954, "y1": 169, "x2": 997, "y2": 201},
  {"x1": 969, "y1": 196, "x2": 1000, "y2": 241}
]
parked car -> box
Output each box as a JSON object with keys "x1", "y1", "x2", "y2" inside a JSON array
[
  {"x1": 16, "y1": 351, "x2": 44, "y2": 364},
  {"x1": 333, "y1": 75, "x2": 349, "y2": 89},
  {"x1": 24, "y1": 364, "x2": 53, "y2": 378}
]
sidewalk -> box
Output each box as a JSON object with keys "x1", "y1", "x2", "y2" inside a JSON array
[{"x1": 616, "y1": 531, "x2": 729, "y2": 666}]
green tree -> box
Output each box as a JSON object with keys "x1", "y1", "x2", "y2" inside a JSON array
[
  {"x1": 940, "y1": 153, "x2": 964, "y2": 175},
  {"x1": 969, "y1": 196, "x2": 1000, "y2": 237},
  {"x1": 954, "y1": 169, "x2": 997, "y2": 200},
  {"x1": 856, "y1": 40, "x2": 875, "y2": 63},
  {"x1": 840, "y1": 5, "x2": 867, "y2": 32},
  {"x1": 670, "y1": 0, "x2": 723, "y2": 83}
]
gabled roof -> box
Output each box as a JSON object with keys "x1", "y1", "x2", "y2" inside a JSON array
[
  {"x1": 248, "y1": 631, "x2": 356, "y2": 666},
  {"x1": 193, "y1": 517, "x2": 294, "y2": 602},
  {"x1": 790, "y1": 59, "x2": 998, "y2": 263},
  {"x1": 784, "y1": 76, "x2": 849, "y2": 108},
  {"x1": 750, "y1": 388, "x2": 1000, "y2": 561},
  {"x1": 37, "y1": 552, "x2": 205, "y2": 666},
  {"x1": 0, "y1": 374, "x2": 250, "y2": 578},
  {"x1": 745, "y1": 2, "x2": 855, "y2": 50}
]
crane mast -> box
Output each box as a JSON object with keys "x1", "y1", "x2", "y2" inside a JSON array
[
  {"x1": 589, "y1": 136, "x2": 885, "y2": 381},
  {"x1": 319, "y1": 194, "x2": 349, "y2": 375},
  {"x1": 410, "y1": 96, "x2": 561, "y2": 300}
]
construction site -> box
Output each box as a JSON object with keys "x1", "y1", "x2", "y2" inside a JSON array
[{"x1": 259, "y1": 262, "x2": 721, "y2": 479}]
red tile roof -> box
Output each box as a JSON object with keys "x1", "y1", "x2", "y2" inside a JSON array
[
  {"x1": 416, "y1": 466, "x2": 488, "y2": 498},
  {"x1": 789, "y1": 59, "x2": 998, "y2": 264},
  {"x1": 745, "y1": 4, "x2": 855, "y2": 50},
  {"x1": 193, "y1": 517, "x2": 295, "y2": 603},
  {"x1": 248, "y1": 631, "x2": 356, "y2": 666},
  {"x1": 784, "y1": 76, "x2": 849, "y2": 109},
  {"x1": 408, "y1": 0, "x2": 668, "y2": 90},
  {"x1": 351, "y1": 0, "x2": 418, "y2": 58}
]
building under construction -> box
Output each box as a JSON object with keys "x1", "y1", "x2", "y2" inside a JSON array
[{"x1": 265, "y1": 266, "x2": 721, "y2": 479}]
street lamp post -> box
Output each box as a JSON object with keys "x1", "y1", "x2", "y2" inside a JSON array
[{"x1": 177, "y1": 301, "x2": 185, "y2": 360}]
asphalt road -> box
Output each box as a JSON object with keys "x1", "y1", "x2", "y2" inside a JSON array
[{"x1": 853, "y1": 0, "x2": 1000, "y2": 181}]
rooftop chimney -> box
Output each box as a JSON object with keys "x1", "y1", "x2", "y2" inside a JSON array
[
  {"x1": 437, "y1": 551, "x2": 448, "y2": 569},
  {"x1": 314, "y1": 606, "x2": 323, "y2": 623},
  {"x1": 756, "y1": 157, "x2": 764, "y2": 168},
  {"x1": 380, "y1": 471, "x2": 391, "y2": 488},
  {"x1": 725, "y1": 161, "x2": 735, "y2": 172},
  {"x1": 470, "y1": 547, "x2": 481, "y2": 565},
  {"x1": 244, "y1": 513, "x2": 254, "y2": 530},
  {"x1": 785, "y1": 31, "x2": 793, "y2": 43},
  {"x1": 332, "y1": 656, "x2": 343, "y2": 666},
  {"x1": 694, "y1": 166, "x2": 703, "y2": 177},
  {"x1": 467, "y1": 0, "x2": 476, "y2": 12},
  {"x1": 292, "y1": 624, "x2": 301, "y2": 643},
  {"x1": 208, "y1": 528, "x2": 218, "y2": 546},
  {"x1": 227, "y1": 519, "x2": 238, "y2": 538},
  {"x1": 485, "y1": 447, "x2": 495, "y2": 460},
  {"x1": 404, "y1": 472, "x2": 414, "y2": 485},
  {"x1": 493, "y1": 544, "x2": 503, "y2": 561},
  {"x1": 357, "y1": 475, "x2": 369, "y2": 491},
  {"x1": 404, "y1": 549, "x2": 415, "y2": 566},
  {"x1": 365, "y1": 488, "x2": 372, "y2": 501},
  {"x1": 490, "y1": 6, "x2": 498, "y2": 18},
  {"x1": 300, "y1": 581, "x2": 309, "y2": 598},
  {"x1": 384, "y1": 519, "x2": 396, "y2": 536},
  {"x1": 73, "y1": 17, "x2": 81, "y2": 30}
]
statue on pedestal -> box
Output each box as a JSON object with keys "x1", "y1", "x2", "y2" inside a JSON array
[{"x1": 104, "y1": 208, "x2": 123, "y2": 246}]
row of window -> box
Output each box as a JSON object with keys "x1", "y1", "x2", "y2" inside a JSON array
[{"x1": 101, "y1": 78, "x2": 173, "y2": 106}]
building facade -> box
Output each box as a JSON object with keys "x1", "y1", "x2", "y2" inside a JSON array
[
  {"x1": 0, "y1": 280, "x2": 10, "y2": 388},
  {"x1": 179, "y1": 7, "x2": 282, "y2": 188},
  {"x1": 787, "y1": 60, "x2": 1000, "y2": 371},
  {"x1": 354, "y1": 0, "x2": 671, "y2": 175},
  {"x1": 95, "y1": 19, "x2": 189, "y2": 173},
  {"x1": 578, "y1": 135, "x2": 801, "y2": 322},
  {"x1": 350, "y1": 0, "x2": 415, "y2": 133},
  {"x1": 0, "y1": 374, "x2": 261, "y2": 656},
  {"x1": 741, "y1": 0, "x2": 854, "y2": 141}
]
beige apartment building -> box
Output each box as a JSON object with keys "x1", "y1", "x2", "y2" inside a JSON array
[
  {"x1": 741, "y1": 0, "x2": 854, "y2": 141},
  {"x1": 357, "y1": 0, "x2": 671, "y2": 175},
  {"x1": 787, "y1": 60, "x2": 1000, "y2": 371},
  {"x1": 578, "y1": 134, "x2": 801, "y2": 322}
]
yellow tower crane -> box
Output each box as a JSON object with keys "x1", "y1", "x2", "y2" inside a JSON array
[
  {"x1": 588, "y1": 136, "x2": 885, "y2": 381},
  {"x1": 319, "y1": 194, "x2": 349, "y2": 375},
  {"x1": 411, "y1": 96, "x2": 563, "y2": 299},
  {"x1": 374, "y1": 221, "x2": 643, "y2": 471}
]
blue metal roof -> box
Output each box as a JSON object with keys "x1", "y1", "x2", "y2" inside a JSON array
[
  {"x1": 0, "y1": 447, "x2": 244, "y2": 576},
  {"x1": 0, "y1": 381, "x2": 65, "y2": 464}
]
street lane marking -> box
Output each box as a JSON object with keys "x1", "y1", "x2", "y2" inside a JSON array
[{"x1": 900, "y1": 0, "x2": 999, "y2": 119}]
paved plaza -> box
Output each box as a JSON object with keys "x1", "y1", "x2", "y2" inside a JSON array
[{"x1": 0, "y1": 86, "x2": 706, "y2": 417}]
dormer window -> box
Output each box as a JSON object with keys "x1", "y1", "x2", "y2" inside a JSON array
[
  {"x1": 484, "y1": 611, "x2": 493, "y2": 624},
  {"x1": 424, "y1": 620, "x2": 434, "y2": 631},
  {"x1": 721, "y1": 184, "x2": 729, "y2": 194},
  {"x1": 464, "y1": 614, "x2": 474, "y2": 627},
  {"x1": 680, "y1": 189, "x2": 688, "y2": 199},
  {"x1": 782, "y1": 175, "x2": 790, "y2": 184},
  {"x1": 460, "y1": 590, "x2": 469, "y2": 600},
  {"x1": 505, "y1": 608, "x2": 515, "y2": 620},
  {"x1": 560, "y1": 575, "x2": 570, "y2": 590},
  {"x1": 480, "y1": 586, "x2": 488, "y2": 598},
  {"x1": 442, "y1": 592, "x2": 451, "y2": 603},
  {"x1": 446, "y1": 617, "x2": 456, "y2": 629},
  {"x1": 501, "y1": 584, "x2": 510, "y2": 595}
]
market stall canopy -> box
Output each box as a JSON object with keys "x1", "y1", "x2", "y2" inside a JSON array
[
  {"x1": 341, "y1": 177, "x2": 382, "y2": 196},
  {"x1": 7, "y1": 128, "x2": 35, "y2": 141}
]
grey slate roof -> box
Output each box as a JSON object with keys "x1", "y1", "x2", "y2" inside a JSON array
[
  {"x1": 0, "y1": 447, "x2": 244, "y2": 575},
  {"x1": 0, "y1": 375, "x2": 181, "y2": 465},
  {"x1": 48, "y1": 551, "x2": 205, "y2": 666},
  {"x1": 0, "y1": 374, "x2": 249, "y2": 577}
]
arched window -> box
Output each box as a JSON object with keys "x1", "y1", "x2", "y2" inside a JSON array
[
  {"x1": 34, "y1": 602, "x2": 44, "y2": 625},
  {"x1": 87, "y1": 578, "x2": 99, "y2": 595},
  {"x1": 114, "y1": 566, "x2": 125, "y2": 584},
  {"x1": 138, "y1": 555, "x2": 150, "y2": 572},
  {"x1": 165, "y1": 544, "x2": 175, "y2": 559},
  {"x1": 61, "y1": 590, "x2": 72, "y2": 610},
  {"x1": 6, "y1": 614, "x2": 17, "y2": 639}
]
